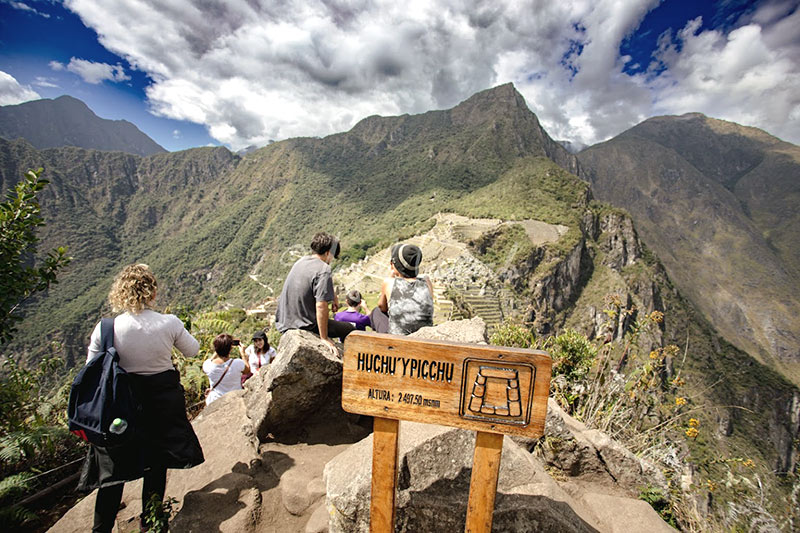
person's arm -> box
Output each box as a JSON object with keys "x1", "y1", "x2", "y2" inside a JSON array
[
  {"x1": 332, "y1": 292, "x2": 340, "y2": 313},
  {"x1": 425, "y1": 277, "x2": 434, "y2": 300},
  {"x1": 172, "y1": 315, "x2": 200, "y2": 357},
  {"x1": 377, "y1": 278, "x2": 391, "y2": 313},
  {"x1": 86, "y1": 321, "x2": 102, "y2": 363},
  {"x1": 316, "y1": 300, "x2": 331, "y2": 340},
  {"x1": 359, "y1": 299, "x2": 370, "y2": 314},
  {"x1": 237, "y1": 344, "x2": 250, "y2": 374}
]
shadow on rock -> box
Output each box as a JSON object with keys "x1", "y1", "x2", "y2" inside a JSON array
[{"x1": 170, "y1": 455, "x2": 294, "y2": 532}]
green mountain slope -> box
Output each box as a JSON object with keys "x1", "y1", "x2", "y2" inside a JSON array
[
  {"x1": 577, "y1": 114, "x2": 800, "y2": 383},
  {"x1": 2, "y1": 84, "x2": 798, "y2": 527},
  {"x1": 0, "y1": 95, "x2": 166, "y2": 156}
]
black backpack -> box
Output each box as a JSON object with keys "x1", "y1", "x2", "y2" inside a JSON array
[{"x1": 67, "y1": 318, "x2": 140, "y2": 447}]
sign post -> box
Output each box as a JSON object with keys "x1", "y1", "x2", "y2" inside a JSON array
[{"x1": 342, "y1": 331, "x2": 551, "y2": 533}]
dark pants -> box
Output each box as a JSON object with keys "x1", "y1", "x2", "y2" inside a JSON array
[
  {"x1": 369, "y1": 307, "x2": 389, "y2": 334},
  {"x1": 92, "y1": 465, "x2": 167, "y2": 533},
  {"x1": 301, "y1": 319, "x2": 355, "y2": 342}
]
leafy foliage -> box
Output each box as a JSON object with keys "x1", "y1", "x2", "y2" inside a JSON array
[
  {"x1": 142, "y1": 494, "x2": 178, "y2": 533},
  {"x1": 0, "y1": 168, "x2": 71, "y2": 343},
  {"x1": 488, "y1": 320, "x2": 535, "y2": 349}
]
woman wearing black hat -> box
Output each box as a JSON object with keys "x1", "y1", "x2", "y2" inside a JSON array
[
  {"x1": 377, "y1": 243, "x2": 434, "y2": 335},
  {"x1": 244, "y1": 331, "x2": 276, "y2": 378}
]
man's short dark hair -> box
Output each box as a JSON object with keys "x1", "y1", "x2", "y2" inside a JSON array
[
  {"x1": 310, "y1": 232, "x2": 339, "y2": 258},
  {"x1": 213, "y1": 334, "x2": 233, "y2": 357},
  {"x1": 346, "y1": 289, "x2": 362, "y2": 307}
]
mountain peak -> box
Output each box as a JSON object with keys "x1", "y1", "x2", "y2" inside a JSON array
[
  {"x1": 0, "y1": 95, "x2": 166, "y2": 156},
  {"x1": 450, "y1": 83, "x2": 529, "y2": 125}
]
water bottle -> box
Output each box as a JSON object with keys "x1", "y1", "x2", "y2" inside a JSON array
[{"x1": 109, "y1": 417, "x2": 128, "y2": 434}]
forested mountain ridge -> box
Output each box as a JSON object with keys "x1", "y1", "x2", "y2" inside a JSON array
[
  {"x1": 0, "y1": 95, "x2": 166, "y2": 156},
  {"x1": 2, "y1": 84, "x2": 799, "y2": 528},
  {"x1": 577, "y1": 113, "x2": 800, "y2": 382}
]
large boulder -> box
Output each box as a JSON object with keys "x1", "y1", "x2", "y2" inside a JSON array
[
  {"x1": 324, "y1": 421, "x2": 674, "y2": 532},
  {"x1": 409, "y1": 316, "x2": 489, "y2": 344},
  {"x1": 246, "y1": 330, "x2": 345, "y2": 441},
  {"x1": 531, "y1": 398, "x2": 668, "y2": 494}
]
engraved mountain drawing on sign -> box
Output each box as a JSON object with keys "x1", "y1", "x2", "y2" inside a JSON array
[{"x1": 459, "y1": 358, "x2": 536, "y2": 426}]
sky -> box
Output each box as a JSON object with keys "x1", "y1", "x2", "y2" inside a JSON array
[{"x1": 0, "y1": 0, "x2": 798, "y2": 152}]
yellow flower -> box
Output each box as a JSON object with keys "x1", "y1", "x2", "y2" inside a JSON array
[
  {"x1": 743, "y1": 459, "x2": 755, "y2": 468},
  {"x1": 685, "y1": 427, "x2": 699, "y2": 438},
  {"x1": 688, "y1": 418, "x2": 700, "y2": 428},
  {"x1": 649, "y1": 350, "x2": 660, "y2": 359},
  {"x1": 706, "y1": 479, "x2": 716, "y2": 492},
  {"x1": 675, "y1": 397, "x2": 687, "y2": 406},
  {"x1": 649, "y1": 311, "x2": 664, "y2": 324},
  {"x1": 672, "y1": 377, "x2": 685, "y2": 387}
]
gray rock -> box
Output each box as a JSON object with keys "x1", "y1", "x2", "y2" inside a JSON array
[
  {"x1": 306, "y1": 502, "x2": 331, "y2": 533},
  {"x1": 325, "y1": 421, "x2": 673, "y2": 532},
  {"x1": 534, "y1": 398, "x2": 668, "y2": 494},
  {"x1": 246, "y1": 330, "x2": 344, "y2": 440},
  {"x1": 409, "y1": 316, "x2": 488, "y2": 344}
]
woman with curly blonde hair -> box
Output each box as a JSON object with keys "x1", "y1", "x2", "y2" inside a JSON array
[{"x1": 81, "y1": 264, "x2": 204, "y2": 533}]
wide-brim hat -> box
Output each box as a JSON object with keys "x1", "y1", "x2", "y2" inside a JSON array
[
  {"x1": 252, "y1": 331, "x2": 268, "y2": 341},
  {"x1": 391, "y1": 243, "x2": 422, "y2": 278}
]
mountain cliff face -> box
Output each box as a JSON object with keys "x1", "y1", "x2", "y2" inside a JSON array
[
  {"x1": 577, "y1": 114, "x2": 800, "y2": 384},
  {"x1": 0, "y1": 95, "x2": 166, "y2": 156},
  {"x1": 3, "y1": 85, "x2": 798, "y2": 526}
]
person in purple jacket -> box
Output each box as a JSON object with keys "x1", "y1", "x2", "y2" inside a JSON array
[{"x1": 334, "y1": 290, "x2": 372, "y2": 331}]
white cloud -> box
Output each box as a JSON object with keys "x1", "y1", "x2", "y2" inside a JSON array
[
  {"x1": 0, "y1": 71, "x2": 41, "y2": 106},
  {"x1": 50, "y1": 57, "x2": 130, "y2": 84},
  {"x1": 62, "y1": 0, "x2": 800, "y2": 149},
  {"x1": 33, "y1": 76, "x2": 59, "y2": 88},
  {"x1": 645, "y1": 5, "x2": 800, "y2": 144},
  {"x1": 172, "y1": 129, "x2": 181, "y2": 139},
  {"x1": 5, "y1": 1, "x2": 51, "y2": 18}
]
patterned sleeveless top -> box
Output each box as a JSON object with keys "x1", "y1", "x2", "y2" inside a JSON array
[{"x1": 388, "y1": 277, "x2": 434, "y2": 335}]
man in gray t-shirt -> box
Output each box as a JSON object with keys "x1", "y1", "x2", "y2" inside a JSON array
[{"x1": 275, "y1": 232, "x2": 354, "y2": 352}]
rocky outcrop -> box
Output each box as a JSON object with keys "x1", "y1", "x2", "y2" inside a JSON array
[
  {"x1": 49, "y1": 319, "x2": 675, "y2": 533},
  {"x1": 246, "y1": 330, "x2": 345, "y2": 440},
  {"x1": 532, "y1": 399, "x2": 668, "y2": 493},
  {"x1": 324, "y1": 421, "x2": 674, "y2": 533},
  {"x1": 49, "y1": 390, "x2": 263, "y2": 533},
  {"x1": 409, "y1": 316, "x2": 489, "y2": 344}
]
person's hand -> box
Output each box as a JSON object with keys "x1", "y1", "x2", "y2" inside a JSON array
[
  {"x1": 237, "y1": 344, "x2": 246, "y2": 357},
  {"x1": 323, "y1": 337, "x2": 338, "y2": 356},
  {"x1": 359, "y1": 300, "x2": 369, "y2": 312}
]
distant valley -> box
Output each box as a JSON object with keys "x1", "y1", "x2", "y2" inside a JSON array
[{"x1": 1, "y1": 86, "x2": 798, "y2": 503}]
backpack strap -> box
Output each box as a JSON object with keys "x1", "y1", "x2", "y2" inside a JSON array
[{"x1": 99, "y1": 317, "x2": 115, "y2": 352}]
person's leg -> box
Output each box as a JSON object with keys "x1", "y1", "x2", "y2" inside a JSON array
[
  {"x1": 327, "y1": 319, "x2": 355, "y2": 342},
  {"x1": 93, "y1": 483, "x2": 124, "y2": 533},
  {"x1": 140, "y1": 465, "x2": 168, "y2": 531},
  {"x1": 369, "y1": 307, "x2": 389, "y2": 333}
]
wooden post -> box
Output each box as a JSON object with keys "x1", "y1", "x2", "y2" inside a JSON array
[
  {"x1": 464, "y1": 431, "x2": 504, "y2": 533},
  {"x1": 371, "y1": 417, "x2": 400, "y2": 533},
  {"x1": 342, "y1": 333, "x2": 551, "y2": 533}
]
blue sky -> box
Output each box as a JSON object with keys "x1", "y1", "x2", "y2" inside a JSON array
[{"x1": 1, "y1": 0, "x2": 798, "y2": 152}]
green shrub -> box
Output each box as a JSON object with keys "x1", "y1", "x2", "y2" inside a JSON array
[
  {"x1": 489, "y1": 320, "x2": 535, "y2": 349},
  {"x1": 545, "y1": 329, "x2": 597, "y2": 383}
]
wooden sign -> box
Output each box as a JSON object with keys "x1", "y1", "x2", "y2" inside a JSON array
[
  {"x1": 342, "y1": 331, "x2": 551, "y2": 438},
  {"x1": 342, "y1": 331, "x2": 551, "y2": 533}
]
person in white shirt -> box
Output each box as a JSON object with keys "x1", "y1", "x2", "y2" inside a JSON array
[
  {"x1": 245, "y1": 331, "x2": 277, "y2": 374},
  {"x1": 203, "y1": 334, "x2": 250, "y2": 405},
  {"x1": 82, "y1": 263, "x2": 204, "y2": 533}
]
